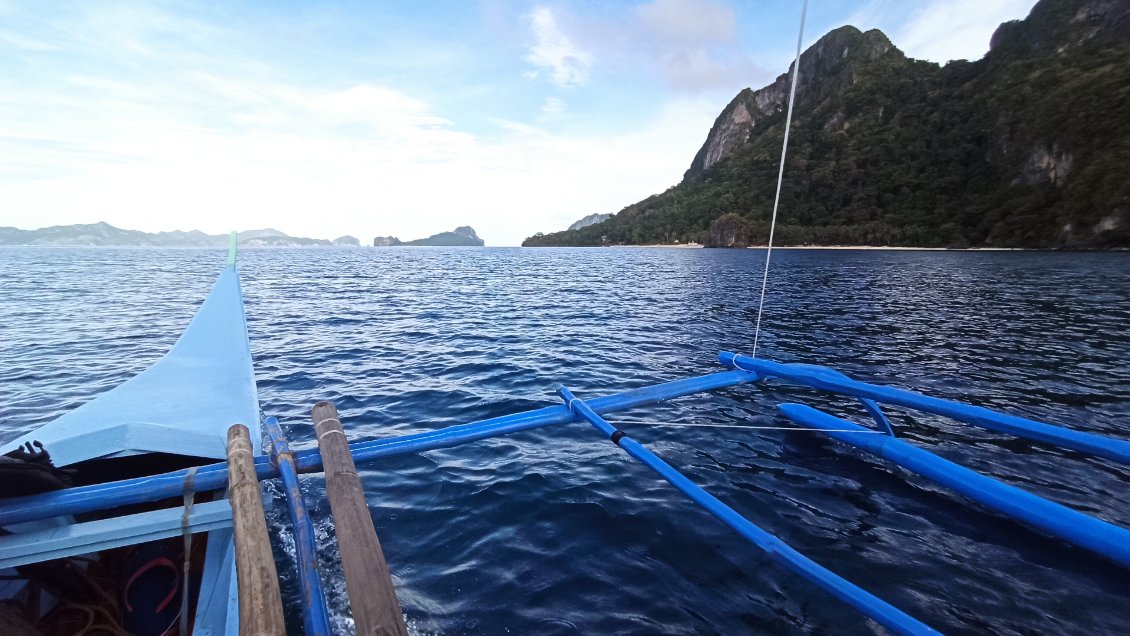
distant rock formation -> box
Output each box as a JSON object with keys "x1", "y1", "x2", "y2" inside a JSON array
[
  {"x1": 372, "y1": 226, "x2": 485, "y2": 247},
  {"x1": 332, "y1": 235, "x2": 361, "y2": 246},
  {"x1": 0, "y1": 222, "x2": 335, "y2": 246},
  {"x1": 239, "y1": 228, "x2": 331, "y2": 247},
  {"x1": 568, "y1": 213, "x2": 612, "y2": 231}
]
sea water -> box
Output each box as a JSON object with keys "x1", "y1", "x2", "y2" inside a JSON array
[{"x1": 2, "y1": 246, "x2": 1128, "y2": 635}]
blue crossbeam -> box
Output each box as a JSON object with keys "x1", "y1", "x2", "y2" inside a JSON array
[
  {"x1": 557, "y1": 386, "x2": 940, "y2": 636},
  {"x1": 0, "y1": 370, "x2": 759, "y2": 527}
]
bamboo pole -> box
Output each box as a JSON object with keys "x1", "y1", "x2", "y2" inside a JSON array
[
  {"x1": 226, "y1": 424, "x2": 286, "y2": 636},
  {"x1": 312, "y1": 401, "x2": 408, "y2": 636}
]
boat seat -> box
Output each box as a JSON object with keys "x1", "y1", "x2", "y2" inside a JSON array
[{"x1": 0, "y1": 499, "x2": 233, "y2": 570}]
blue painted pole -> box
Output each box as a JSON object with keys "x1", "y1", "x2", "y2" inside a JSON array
[
  {"x1": 779, "y1": 403, "x2": 1130, "y2": 569},
  {"x1": 319, "y1": 369, "x2": 761, "y2": 472},
  {"x1": 264, "y1": 417, "x2": 332, "y2": 636},
  {"x1": 557, "y1": 386, "x2": 940, "y2": 636},
  {"x1": 721, "y1": 352, "x2": 1130, "y2": 465},
  {"x1": 0, "y1": 370, "x2": 760, "y2": 526}
]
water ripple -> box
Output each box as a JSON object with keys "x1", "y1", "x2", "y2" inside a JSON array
[{"x1": 2, "y1": 246, "x2": 1129, "y2": 634}]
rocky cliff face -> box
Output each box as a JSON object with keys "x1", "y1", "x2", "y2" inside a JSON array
[
  {"x1": 525, "y1": 0, "x2": 1130, "y2": 249},
  {"x1": 568, "y1": 213, "x2": 612, "y2": 231},
  {"x1": 686, "y1": 26, "x2": 900, "y2": 177},
  {"x1": 989, "y1": 0, "x2": 1130, "y2": 56}
]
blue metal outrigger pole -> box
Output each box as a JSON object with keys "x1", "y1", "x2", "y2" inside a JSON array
[
  {"x1": 717, "y1": 351, "x2": 1130, "y2": 569},
  {"x1": 557, "y1": 386, "x2": 940, "y2": 636},
  {"x1": 0, "y1": 370, "x2": 761, "y2": 526},
  {"x1": 9, "y1": 354, "x2": 1122, "y2": 632},
  {"x1": 264, "y1": 417, "x2": 332, "y2": 636},
  {"x1": 721, "y1": 352, "x2": 1130, "y2": 465},
  {"x1": 778, "y1": 404, "x2": 1130, "y2": 569}
]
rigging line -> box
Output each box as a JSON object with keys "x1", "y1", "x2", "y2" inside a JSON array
[
  {"x1": 751, "y1": 0, "x2": 808, "y2": 359},
  {"x1": 613, "y1": 420, "x2": 883, "y2": 433}
]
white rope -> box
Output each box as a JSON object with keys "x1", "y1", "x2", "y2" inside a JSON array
[
  {"x1": 315, "y1": 417, "x2": 342, "y2": 429},
  {"x1": 751, "y1": 0, "x2": 808, "y2": 359},
  {"x1": 317, "y1": 428, "x2": 347, "y2": 442},
  {"x1": 613, "y1": 420, "x2": 882, "y2": 434}
]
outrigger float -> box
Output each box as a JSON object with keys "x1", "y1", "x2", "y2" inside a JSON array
[{"x1": 1, "y1": 243, "x2": 1128, "y2": 635}]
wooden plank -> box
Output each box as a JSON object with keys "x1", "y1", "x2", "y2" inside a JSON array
[
  {"x1": 0, "y1": 499, "x2": 231, "y2": 569},
  {"x1": 226, "y1": 424, "x2": 285, "y2": 636},
  {"x1": 312, "y1": 401, "x2": 408, "y2": 636}
]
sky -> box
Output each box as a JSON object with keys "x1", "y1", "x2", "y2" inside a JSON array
[{"x1": 0, "y1": 0, "x2": 1039, "y2": 246}]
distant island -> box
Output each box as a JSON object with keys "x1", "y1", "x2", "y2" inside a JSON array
[
  {"x1": 373, "y1": 226, "x2": 485, "y2": 247},
  {"x1": 524, "y1": 0, "x2": 1130, "y2": 249},
  {"x1": 0, "y1": 222, "x2": 359, "y2": 247},
  {"x1": 0, "y1": 222, "x2": 490, "y2": 248}
]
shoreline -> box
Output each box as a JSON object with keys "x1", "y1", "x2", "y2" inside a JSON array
[
  {"x1": 589, "y1": 244, "x2": 1128, "y2": 251},
  {"x1": 613, "y1": 244, "x2": 1025, "y2": 251}
]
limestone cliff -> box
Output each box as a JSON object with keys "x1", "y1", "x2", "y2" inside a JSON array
[
  {"x1": 525, "y1": 0, "x2": 1130, "y2": 249},
  {"x1": 686, "y1": 27, "x2": 899, "y2": 177},
  {"x1": 568, "y1": 213, "x2": 612, "y2": 231}
]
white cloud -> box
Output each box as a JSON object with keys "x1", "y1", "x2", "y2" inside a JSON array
[
  {"x1": 0, "y1": 30, "x2": 57, "y2": 51},
  {"x1": 310, "y1": 85, "x2": 453, "y2": 133},
  {"x1": 539, "y1": 96, "x2": 566, "y2": 118},
  {"x1": 636, "y1": 0, "x2": 737, "y2": 45},
  {"x1": 0, "y1": 2, "x2": 728, "y2": 246},
  {"x1": 547, "y1": 0, "x2": 764, "y2": 94},
  {"x1": 526, "y1": 6, "x2": 593, "y2": 88},
  {"x1": 0, "y1": 62, "x2": 718, "y2": 245},
  {"x1": 653, "y1": 45, "x2": 757, "y2": 93},
  {"x1": 848, "y1": 0, "x2": 1037, "y2": 63},
  {"x1": 636, "y1": 0, "x2": 761, "y2": 92}
]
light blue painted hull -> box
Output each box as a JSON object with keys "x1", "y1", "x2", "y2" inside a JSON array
[
  {"x1": 1, "y1": 265, "x2": 261, "y2": 465},
  {"x1": 0, "y1": 264, "x2": 260, "y2": 635}
]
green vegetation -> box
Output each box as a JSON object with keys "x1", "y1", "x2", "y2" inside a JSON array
[
  {"x1": 373, "y1": 226, "x2": 485, "y2": 247},
  {"x1": 524, "y1": 0, "x2": 1130, "y2": 248}
]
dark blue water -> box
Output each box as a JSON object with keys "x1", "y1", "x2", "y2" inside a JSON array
[{"x1": 2, "y1": 247, "x2": 1129, "y2": 635}]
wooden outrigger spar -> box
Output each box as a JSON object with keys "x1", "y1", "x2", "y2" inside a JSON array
[{"x1": 2, "y1": 252, "x2": 1128, "y2": 635}]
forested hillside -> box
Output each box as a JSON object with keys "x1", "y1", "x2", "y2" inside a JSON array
[{"x1": 524, "y1": 0, "x2": 1130, "y2": 248}]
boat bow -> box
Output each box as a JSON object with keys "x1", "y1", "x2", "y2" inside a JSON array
[{"x1": 1, "y1": 264, "x2": 261, "y2": 466}]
